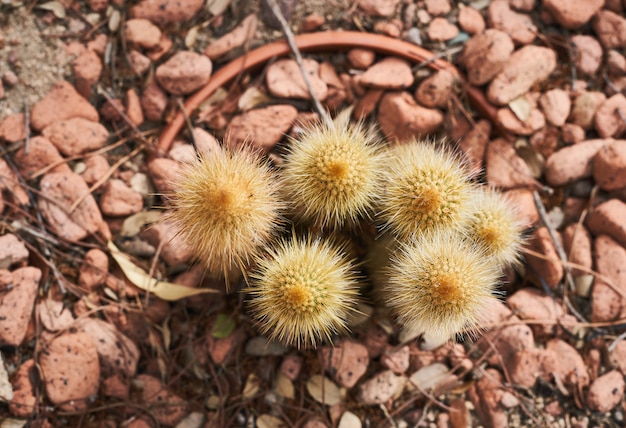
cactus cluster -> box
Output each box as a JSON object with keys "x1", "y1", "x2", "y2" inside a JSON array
[{"x1": 167, "y1": 116, "x2": 524, "y2": 349}]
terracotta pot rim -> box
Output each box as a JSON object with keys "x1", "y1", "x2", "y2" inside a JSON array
[{"x1": 156, "y1": 30, "x2": 496, "y2": 155}]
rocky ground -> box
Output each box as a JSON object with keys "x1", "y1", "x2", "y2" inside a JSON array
[{"x1": 1, "y1": 0, "x2": 626, "y2": 427}]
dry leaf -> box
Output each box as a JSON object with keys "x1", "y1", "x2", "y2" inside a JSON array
[
  {"x1": 237, "y1": 87, "x2": 272, "y2": 111},
  {"x1": 256, "y1": 415, "x2": 285, "y2": 428},
  {"x1": 409, "y1": 363, "x2": 449, "y2": 391},
  {"x1": 207, "y1": 0, "x2": 232, "y2": 15},
  {"x1": 36, "y1": 1, "x2": 66, "y2": 18},
  {"x1": 108, "y1": 9, "x2": 121, "y2": 32},
  {"x1": 0, "y1": 353, "x2": 13, "y2": 402},
  {"x1": 306, "y1": 375, "x2": 342, "y2": 406},
  {"x1": 274, "y1": 372, "x2": 294, "y2": 399},
  {"x1": 508, "y1": 96, "x2": 531, "y2": 122},
  {"x1": 185, "y1": 25, "x2": 200, "y2": 48},
  {"x1": 338, "y1": 411, "x2": 361, "y2": 428},
  {"x1": 242, "y1": 373, "x2": 260, "y2": 399},
  {"x1": 107, "y1": 241, "x2": 217, "y2": 301},
  {"x1": 120, "y1": 211, "x2": 162, "y2": 237}
]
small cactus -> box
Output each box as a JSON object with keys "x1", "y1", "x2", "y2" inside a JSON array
[
  {"x1": 378, "y1": 141, "x2": 475, "y2": 239},
  {"x1": 247, "y1": 236, "x2": 360, "y2": 348},
  {"x1": 467, "y1": 188, "x2": 524, "y2": 267},
  {"x1": 165, "y1": 148, "x2": 283, "y2": 280},
  {"x1": 383, "y1": 229, "x2": 500, "y2": 350},
  {"x1": 282, "y1": 119, "x2": 387, "y2": 229}
]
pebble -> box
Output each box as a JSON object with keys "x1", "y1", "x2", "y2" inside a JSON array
[
  {"x1": 496, "y1": 106, "x2": 546, "y2": 135},
  {"x1": 38, "y1": 171, "x2": 106, "y2": 241},
  {"x1": 129, "y1": 0, "x2": 205, "y2": 26},
  {"x1": 267, "y1": 59, "x2": 328, "y2": 101},
  {"x1": 539, "y1": 88, "x2": 571, "y2": 127},
  {"x1": 140, "y1": 219, "x2": 193, "y2": 267},
  {"x1": 377, "y1": 91, "x2": 444, "y2": 141},
  {"x1": 592, "y1": 10, "x2": 626, "y2": 49},
  {"x1": 280, "y1": 354, "x2": 303, "y2": 381},
  {"x1": 319, "y1": 340, "x2": 370, "y2": 388},
  {"x1": 561, "y1": 123, "x2": 585, "y2": 144},
  {"x1": 530, "y1": 125, "x2": 559, "y2": 158},
  {"x1": 355, "y1": 0, "x2": 401, "y2": 17},
  {"x1": 100, "y1": 179, "x2": 144, "y2": 216},
  {"x1": 546, "y1": 338, "x2": 590, "y2": 388},
  {"x1": 507, "y1": 287, "x2": 564, "y2": 337},
  {"x1": 480, "y1": 300, "x2": 535, "y2": 364},
  {"x1": 468, "y1": 369, "x2": 507, "y2": 428},
  {"x1": 100, "y1": 98, "x2": 125, "y2": 122},
  {"x1": 225, "y1": 104, "x2": 298, "y2": 152},
  {"x1": 609, "y1": 341, "x2": 626, "y2": 375},
  {"x1": 81, "y1": 154, "x2": 110, "y2": 186},
  {"x1": 9, "y1": 359, "x2": 37, "y2": 417},
  {"x1": 525, "y1": 226, "x2": 564, "y2": 289},
  {"x1": 141, "y1": 79, "x2": 168, "y2": 122},
  {"x1": 586, "y1": 370, "x2": 625, "y2": 412},
  {"x1": 347, "y1": 48, "x2": 376, "y2": 69},
  {"x1": 78, "y1": 248, "x2": 109, "y2": 291},
  {"x1": 135, "y1": 374, "x2": 189, "y2": 426},
  {"x1": 125, "y1": 88, "x2": 144, "y2": 126},
  {"x1": 72, "y1": 50, "x2": 102, "y2": 98},
  {"x1": 39, "y1": 332, "x2": 100, "y2": 411},
  {"x1": 0, "y1": 159, "x2": 28, "y2": 208},
  {"x1": 381, "y1": 345, "x2": 410, "y2": 374},
  {"x1": 0, "y1": 267, "x2": 41, "y2": 346},
  {"x1": 124, "y1": 19, "x2": 162, "y2": 49},
  {"x1": 607, "y1": 49, "x2": 626, "y2": 75},
  {"x1": 458, "y1": 119, "x2": 490, "y2": 173},
  {"x1": 155, "y1": 51, "x2": 212, "y2": 95},
  {"x1": 504, "y1": 188, "x2": 539, "y2": 227},
  {"x1": 487, "y1": 0, "x2": 536, "y2": 45},
  {"x1": 488, "y1": 45, "x2": 557, "y2": 106},
  {"x1": 461, "y1": 29, "x2": 514, "y2": 86},
  {"x1": 0, "y1": 233, "x2": 28, "y2": 269},
  {"x1": 594, "y1": 94, "x2": 626, "y2": 138},
  {"x1": 562, "y1": 223, "x2": 593, "y2": 275},
  {"x1": 426, "y1": 18, "x2": 459, "y2": 42},
  {"x1": 424, "y1": 0, "x2": 450, "y2": 15},
  {"x1": 204, "y1": 15, "x2": 257, "y2": 59},
  {"x1": 570, "y1": 91, "x2": 606, "y2": 130},
  {"x1": 37, "y1": 299, "x2": 75, "y2": 331},
  {"x1": 570, "y1": 35, "x2": 603, "y2": 76},
  {"x1": 507, "y1": 348, "x2": 556, "y2": 388},
  {"x1": 544, "y1": 138, "x2": 610, "y2": 186},
  {"x1": 207, "y1": 330, "x2": 238, "y2": 365},
  {"x1": 373, "y1": 20, "x2": 402, "y2": 38},
  {"x1": 360, "y1": 57, "x2": 414, "y2": 89},
  {"x1": 363, "y1": 322, "x2": 390, "y2": 358},
  {"x1": 147, "y1": 157, "x2": 181, "y2": 194},
  {"x1": 590, "y1": 235, "x2": 626, "y2": 322},
  {"x1": 458, "y1": 6, "x2": 485, "y2": 34},
  {"x1": 30, "y1": 81, "x2": 99, "y2": 131},
  {"x1": 128, "y1": 49, "x2": 151, "y2": 75},
  {"x1": 103, "y1": 373, "x2": 130, "y2": 399},
  {"x1": 485, "y1": 138, "x2": 536, "y2": 189},
  {"x1": 42, "y1": 117, "x2": 109, "y2": 156},
  {"x1": 414, "y1": 70, "x2": 455, "y2": 108},
  {"x1": 543, "y1": 0, "x2": 604, "y2": 29},
  {"x1": 14, "y1": 136, "x2": 70, "y2": 177},
  {"x1": 358, "y1": 370, "x2": 405, "y2": 405},
  {"x1": 593, "y1": 140, "x2": 626, "y2": 190},
  {"x1": 78, "y1": 318, "x2": 140, "y2": 377},
  {"x1": 0, "y1": 113, "x2": 26, "y2": 143},
  {"x1": 510, "y1": 0, "x2": 535, "y2": 11},
  {"x1": 301, "y1": 13, "x2": 325, "y2": 32},
  {"x1": 146, "y1": 34, "x2": 173, "y2": 61}
]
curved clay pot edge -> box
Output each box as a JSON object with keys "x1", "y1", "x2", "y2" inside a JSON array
[{"x1": 156, "y1": 31, "x2": 498, "y2": 155}]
